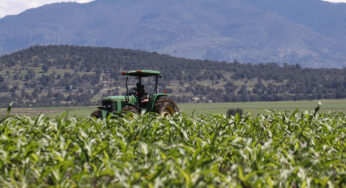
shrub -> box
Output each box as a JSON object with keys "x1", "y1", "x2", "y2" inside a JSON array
[{"x1": 227, "y1": 108, "x2": 243, "y2": 117}]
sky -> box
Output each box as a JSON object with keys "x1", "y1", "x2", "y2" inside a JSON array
[
  {"x1": 0, "y1": 0, "x2": 95, "y2": 18},
  {"x1": 0, "y1": 0, "x2": 346, "y2": 18}
]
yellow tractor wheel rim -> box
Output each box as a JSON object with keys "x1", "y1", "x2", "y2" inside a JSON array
[{"x1": 161, "y1": 106, "x2": 175, "y2": 117}]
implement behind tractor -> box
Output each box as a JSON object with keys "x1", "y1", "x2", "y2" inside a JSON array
[{"x1": 91, "y1": 70, "x2": 179, "y2": 119}]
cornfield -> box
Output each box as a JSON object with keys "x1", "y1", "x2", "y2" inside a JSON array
[{"x1": 0, "y1": 105, "x2": 345, "y2": 187}]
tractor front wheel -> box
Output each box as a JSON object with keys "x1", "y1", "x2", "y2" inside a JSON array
[{"x1": 153, "y1": 97, "x2": 179, "y2": 117}]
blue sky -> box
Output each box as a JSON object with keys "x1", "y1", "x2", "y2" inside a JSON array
[{"x1": 0, "y1": 0, "x2": 345, "y2": 19}]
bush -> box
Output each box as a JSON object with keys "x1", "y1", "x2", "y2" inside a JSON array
[
  {"x1": 0, "y1": 83, "x2": 9, "y2": 92},
  {"x1": 227, "y1": 108, "x2": 243, "y2": 117}
]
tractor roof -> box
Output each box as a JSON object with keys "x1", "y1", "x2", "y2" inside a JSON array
[{"x1": 121, "y1": 70, "x2": 161, "y2": 77}]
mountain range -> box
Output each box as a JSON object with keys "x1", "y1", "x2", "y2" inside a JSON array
[{"x1": 0, "y1": 0, "x2": 346, "y2": 68}]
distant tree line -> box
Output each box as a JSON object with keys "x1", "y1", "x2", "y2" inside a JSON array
[{"x1": 0, "y1": 45, "x2": 345, "y2": 107}]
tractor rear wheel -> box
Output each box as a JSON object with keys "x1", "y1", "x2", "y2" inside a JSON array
[
  {"x1": 121, "y1": 105, "x2": 139, "y2": 115},
  {"x1": 153, "y1": 97, "x2": 179, "y2": 117}
]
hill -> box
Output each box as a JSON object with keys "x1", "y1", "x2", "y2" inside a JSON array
[
  {"x1": 0, "y1": 45, "x2": 345, "y2": 108},
  {"x1": 0, "y1": 0, "x2": 346, "y2": 67},
  {"x1": 248, "y1": 0, "x2": 346, "y2": 43}
]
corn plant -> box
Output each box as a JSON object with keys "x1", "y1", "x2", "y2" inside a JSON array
[{"x1": 0, "y1": 107, "x2": 345, "y2": 187}]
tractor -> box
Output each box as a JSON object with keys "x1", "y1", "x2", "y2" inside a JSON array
[{"x1": 91, "y1": 70, "x2": 179, "y2": 119}]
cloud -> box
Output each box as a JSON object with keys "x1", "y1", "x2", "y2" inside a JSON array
[
  {"x1": 323, "y1": 0, "x2": 346, "y2": 2},
  {"x1": 0, "y1": 0, "x2": 94, "y2": 18}
]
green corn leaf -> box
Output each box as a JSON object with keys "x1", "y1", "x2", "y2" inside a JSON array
[{"x1": 6, "y1": 102, "x2": 13, "y2": 116}]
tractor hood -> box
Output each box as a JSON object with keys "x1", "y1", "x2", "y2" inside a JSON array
[{"x1": 102, "y1": 96, "x2": 136, "y2": 102}]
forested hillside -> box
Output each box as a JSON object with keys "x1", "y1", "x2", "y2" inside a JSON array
[{"x1": 0, "y1": 45, "x2": 345, "y2": 108}]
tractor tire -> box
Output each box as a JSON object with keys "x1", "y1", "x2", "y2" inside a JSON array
[
  {"x1": 91, "y1": 110, "x2": 101, "y2": 119},
  {"x1": 153, "y1": 97, "x2": 179, "y2": 117},
  {"x1": 121, "y1": 105, "x2": 140, "y2": 115}
]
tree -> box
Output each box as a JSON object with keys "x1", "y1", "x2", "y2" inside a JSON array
[
  {"x1": 42, "y1": 64, "x2": 49, "y2": 73},
  {"x1": 0, "y1": 83, "x2": 9, "y2": 92}
]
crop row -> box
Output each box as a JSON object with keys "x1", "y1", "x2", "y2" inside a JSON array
[{"x1": 0, "y1": 107, "x2": 345, "y2": 187}]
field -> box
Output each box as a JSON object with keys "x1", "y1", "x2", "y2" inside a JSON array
[
  {"x1": 1, "y1": 99, "x2": 346, "y2": 117},
  {"x1": 179, "y1": 99, "x2": 346, "y2": 115},
  {"x1": 0, "y1": 104, "x2": 345, "y2": 187}
]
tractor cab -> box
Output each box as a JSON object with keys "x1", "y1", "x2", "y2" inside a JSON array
[
  {"x1": 91, "y1": 70, "x2": 178, "y2": 119},
  {"x1": 122, "y1": 70, "x2": 161, "y2": 106}
]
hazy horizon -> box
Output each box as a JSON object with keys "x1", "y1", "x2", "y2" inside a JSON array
[{"x1": 1, "y1": 0, "x2": 346, "y2": 18}]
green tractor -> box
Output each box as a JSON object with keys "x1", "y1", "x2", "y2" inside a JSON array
[{"x1": 91, "y1": 70, "x2": 179, "y2": 119}]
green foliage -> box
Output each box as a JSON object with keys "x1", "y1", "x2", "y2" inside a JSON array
[
  {"x1": 0, "y1": 46, "x2": 345, "y2": 107},
  {"x1": 226, "y1": 108, "x2": 243, "y2": 117},
  {"x1": 6, "y1": 103, "x2": 13, "y2": 116},
  {"x1": 0, "y1": 109, "x2": 345, "y2": 187}
]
